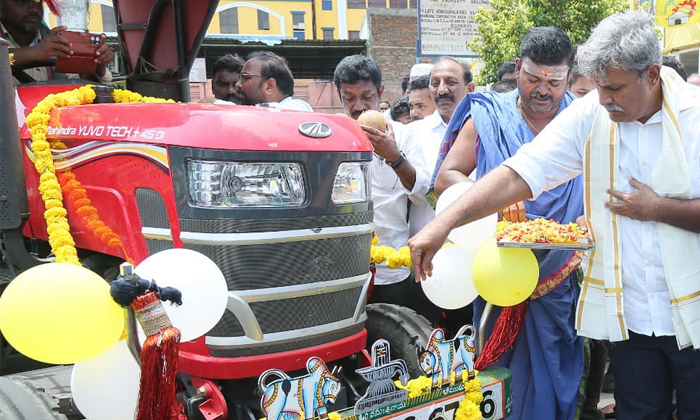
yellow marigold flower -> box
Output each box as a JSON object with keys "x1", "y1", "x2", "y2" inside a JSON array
[
  {"x1": 31, "y1": 140, "x2": 50, "y2": 154},
  {"x1": 328, "y1": 412, "x2": 341, "y2": 420},
  {"x1": 464, "y1": 377, "x2": 482, "y2": 393},
  {"x1": 38, "y1": 177, "x2": 59, "y2": 191},
  {"x1": 44, "y1": 207, "x2": 68, "y2": 219},
  {"x1": 466, "y1": 390, "x2": 483, "y2": 405},
  {"x1": 41, "y1": 187, "x2": 62, "y2": 201},
  {"x1": 39, "y1": 172, "x2": 56, "y2": 184},
  {"x1": 44, "y1": 199, "x2": 63, "y2": 210}
]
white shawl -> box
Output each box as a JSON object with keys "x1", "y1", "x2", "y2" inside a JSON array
[{"x1": 577, "y1": 68, "x2": 700, "y2": 349}]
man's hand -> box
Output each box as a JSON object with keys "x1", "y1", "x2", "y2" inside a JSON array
[
  {"x1": 501, "y1": 201, "x2": 526, "y2": 222},
  {"x1": 606, "y1": 178, "x2": 661, "y2": 221},
  {"x1": 33, "y1": 26, "x2": 72, "y2": 61},
  {"x1": 575, "y1": 215, "x2": 588, "y2": 232},
  {"x1": 408, "y1": 221, "x2": 451, "y2": 282},
  {"x1": 94, "y1": 34, "x2": 113, "y2": 76},
  {"x1": 361, "y1": 123, "x2": 401, "y2": 163}
]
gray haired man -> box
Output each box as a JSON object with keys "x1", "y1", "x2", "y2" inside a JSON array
[{"x1": 409, "y1": 11, "x2": 700, "y2": 420}]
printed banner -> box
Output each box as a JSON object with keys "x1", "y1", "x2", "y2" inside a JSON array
[
  {"x1": 418, "y1": 0, "x2": 491, "y2": 57},
  {"x1": 656, "y1": 0, "x2": 700, "y2": 27}
]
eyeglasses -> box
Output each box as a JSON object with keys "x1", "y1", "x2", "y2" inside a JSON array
[{"x1": 239, "y1": 72, "x2": 266, "y2": 82}]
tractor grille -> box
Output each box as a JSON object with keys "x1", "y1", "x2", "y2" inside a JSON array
[
  {"x1": 253, "y1": 286, "x2": 363, "y2": 333},
  {"x1": 207, "y1": 286, "x2": 364, "y2": 337},
  {"x1": 208, "y1": 324, "x2": 365, "y2": 358},
  {"x1": 135, "y1": 188, "x2": 170, "y2": 229},
  {"x1": 145, "y1": 239, "x2": 174, "y2": 255},
  {"x1": 179, "y1": 212, "x2": 373, "y2": 233},
  {"x1": 183, "y1": 233, "x2": 371, "y2": 290}
]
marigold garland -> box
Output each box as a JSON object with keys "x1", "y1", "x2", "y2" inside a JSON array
[
  {"x1": 370, "y1": 236, "x2": 455, "y2": 269},
  {"x1": 395, "y1": 371, "x2": 483, "y2": 420},
  {"x1": 27, "y1": 85, "x2": 172, "y2": 264},
  {"x1": 9, "y1": 52, "x2": 15, "y2": 66}
]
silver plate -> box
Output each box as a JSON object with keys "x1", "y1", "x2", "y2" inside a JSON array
[{"x1": 497, "y1": 239, "x2": 595, "y2": 251}]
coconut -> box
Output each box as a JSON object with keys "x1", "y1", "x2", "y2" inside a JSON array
[{"x1": 357, "y1": 110, "x2": 387, "y2": 132}]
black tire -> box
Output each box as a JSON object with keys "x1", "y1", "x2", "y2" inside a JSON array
[
  {"x1": 365, "y1": 303, "x2": 434, "y2": 378},
  {"x1": 0, "y1": 366, "x2": 72, "y2": 420}
]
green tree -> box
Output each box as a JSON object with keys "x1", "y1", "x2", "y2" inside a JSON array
[{"x1": 468, "y1": 0, "x2": 630, "y2": 84}]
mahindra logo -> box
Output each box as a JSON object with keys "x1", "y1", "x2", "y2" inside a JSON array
[{"x1": 298, "y1": 122, "x2": 332, "y2": 138}]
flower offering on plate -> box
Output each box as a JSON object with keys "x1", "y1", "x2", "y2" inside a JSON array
[{"x1": 496, "y1": 218, "x2": 595, "y2": 250}]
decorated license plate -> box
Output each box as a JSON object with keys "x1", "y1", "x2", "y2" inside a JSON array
[{"x1": 496, "y1": 218, "x2": 595, "y2": 251}]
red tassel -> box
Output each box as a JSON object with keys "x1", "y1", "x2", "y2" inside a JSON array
[
  {"x1": 44, "y1": 0, "x2": 64, "y2": 17},
  {"x1": 474, "y1": 300, "x2": 529, "y2": 371},
  {"x1": 131, "y1": 292, "x2": 186, "y2": 420}
]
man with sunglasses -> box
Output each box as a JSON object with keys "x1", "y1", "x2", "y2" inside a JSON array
[
  {"x1": 235, "y1": 51, "x2": 312, "y2": 111},
  {"x1": 2, "y1": 0, "x2": 113, "y2": 84}
]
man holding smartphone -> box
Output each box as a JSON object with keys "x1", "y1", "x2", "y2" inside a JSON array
[{"x1": 1, "y1": 0, "x2": 113, "y2": 84}]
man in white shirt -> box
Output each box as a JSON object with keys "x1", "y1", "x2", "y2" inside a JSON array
[
  {"x1": 409, "y1": 12, "x2": 700, "y2": 420},
  {"x1": 236, "y1": 51, "x2": 313, "y2": 111},
  {"x1": 333, "y1": 55, "x2": 428, "y2": 309},
  {"x1": 408, "y1": 57, "x2": 474, "y2": 236}
]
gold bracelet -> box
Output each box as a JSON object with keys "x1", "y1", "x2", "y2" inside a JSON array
[{"x1": 9, "y1": 52, "x2": 15, "y2": 66}]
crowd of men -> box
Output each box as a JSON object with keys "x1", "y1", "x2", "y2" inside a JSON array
[{"x1": 6, "y1": 2, "x2": 700, "y2": 419}]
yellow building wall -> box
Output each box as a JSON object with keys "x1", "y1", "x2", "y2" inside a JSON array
[
  {"x1": 45, "y1": 0, "x2": 412, "y2": 41},
  {"x1": 213, "y1": 1, "x2": 314, "y2": 39},
  {"x1": 87, "y1": 3, "x2": 107, "y2": 33},
  {"x1": 347, "y1": 9, "x2": 367, "y2": 33}
]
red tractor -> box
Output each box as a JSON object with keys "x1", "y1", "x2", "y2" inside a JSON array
[{"x1": 0, "y1": 1, "x2": 435, "y2": 419}]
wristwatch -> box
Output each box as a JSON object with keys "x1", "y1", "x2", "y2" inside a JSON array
[{"x1": 388, "y1": 153, "x2": 406, "y2": 169}]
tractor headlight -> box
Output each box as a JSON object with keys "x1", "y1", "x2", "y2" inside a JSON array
[
  {"x1": 332, "y1": 162, "x2": 370, "y2": 204},
  {"x1": 187, "y1": 160, "x2": 306, "y2": 207}
]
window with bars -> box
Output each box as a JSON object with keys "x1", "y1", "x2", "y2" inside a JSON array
[
  {"x1": 220, "y1": 8, "x2": 239, "y2": 34},
  {"x1": 368, "y1": 0, "x2": 386, "y2": 7},
  {"x1": 258, "y1": 10, "x2": 270, "y2": 30},
  {"x1": 348, "y1": 31, "x2": 360, "y2": 40},
  {"x1": 409, "y1": 0, "x2": 417, "y2": 8},
  {"x1": 348, "y1": 0, "x2": 366, "y2": 9},
  {"x1": 389, "y1": 0, "x2": 407, "y2": 8},
  {"x1": 292, "y1": 11, "x2": 305, "y2": 29},
  {"x1": 322, "y1": 0, "x2": 333, "y2": 10},
  {"x1": 101, "y1": 4, "x2": 117, "y2": 33},
  {"x1": 322, "y1": 27, "x2": 335, "y2": 40}
]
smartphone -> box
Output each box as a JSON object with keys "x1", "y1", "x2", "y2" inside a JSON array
[{"x1": 54, "y1": 31, "x2": 102, "y2": 74}]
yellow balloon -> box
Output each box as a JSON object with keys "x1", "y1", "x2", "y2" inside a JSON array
[
  {"x1": 0, "y1": 263, "x2": 125, "y2": 364},
  {"x1": 471, "y1": 240, "x2": 539, "y2": 307}
]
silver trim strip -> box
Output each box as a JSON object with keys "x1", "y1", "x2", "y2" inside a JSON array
[
  {"x1": 205, "y1": 315, "x2": 367, "y2": 349},
  {"x1": 180, "y1": 223, "x2": 373, "y2": 245},
  {"x1": 235, "y1": 273, "x2": 369, "y2": 303},
  {"x1": 141, "y1": 227, "x2": 172, "y2": 240},
  {"x1": 353, "y1": 274, "x2": 372, "y2": 321},
  {"x1": 226, "y1": 294, "x2": 264, "y2": 341}
]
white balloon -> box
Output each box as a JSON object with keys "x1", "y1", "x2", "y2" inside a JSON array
[
  {"x1": 71, "y1": 340, "x2": 140, "y2": 420},
  {"x1": 421, "y1": 245, "x2": 479, "y2": 309},
  {"x1": 435, "y1": 182, "x2": 497, "y2": 249},
  {"x1": 135, "y1": 248, "x2": 228, "y2": 342}
]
